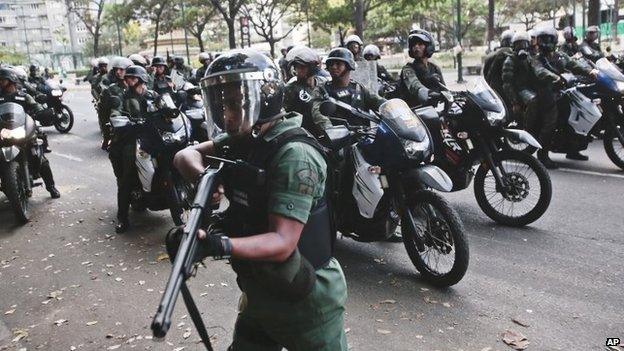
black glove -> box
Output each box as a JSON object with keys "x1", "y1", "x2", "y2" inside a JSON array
[
  {"x1": 165, "y1": 226, "x2": 232, "y2": 262},
  {"x1": 427, "y1": 91, "x2": 442, "y2": 102}
]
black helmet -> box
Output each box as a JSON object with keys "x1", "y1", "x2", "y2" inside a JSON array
[
  {"x1": 174, "y1": 56, "x2": 184, "y2": 65},
  {"x1": 151, "y1": 56, "x2": 167, "y2": 66},
  {"x1": 0, "y1": 67, "x2": 19, "y2": 84},
  {"x1": 563, "y1": 26, "x2": 576, "y2": 41},
  {"x1": 200, "y1": 49, "x2": 284, "y2": 137},
  {"x1": 29, "y1": 64, "x2": 38, "y2": 73},
  {"x1": 408, "y1": 29, "x2": 435, "y2": 58},
  {"x1": 585, "y1": 25, "x2": 600, "y2": 42},
  {"x1": 325, "y1": 47, "x2": 356, "y2": 71},
  {"x1": 124, "y1": 65, "x2": 149, "y2": 84}
]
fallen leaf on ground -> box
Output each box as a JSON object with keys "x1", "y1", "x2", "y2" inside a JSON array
[
  {"x1": 86, "y1": 321, "x2": 98, "y2": 326},
  {"x1": 183, "y1": 329, "x2": 191, "y2": 339},
  {"x1": 380, "y1": 299, "x2": 396, "y2": 304},
  {"x1": 511, "y1": 317, "x2": 530, "y2": 328},
  {"x1": 5, "y1": 309, "x2": 15, "y2": 315},
  {"x1": 156, "y1": 253, "x2": 169, "y2": 262},
  {"x1": 502, "y1": 329, "x2": 530, "y2": 350},
  {"x1": 54, "y1": 319, "x2": 68, "y2": 326},
  {"x1": 376, "y1": 329, "x2": 391, "y2": 335},
  {"x1": 442, "y1": 302, "x2": 452, "y2": 308},
  {"x1": 107, "y1": 345, "x2": 121, "y2": 350},
  {"x1": 12, "y1": 329, "x2": 28, "y2": 342}
]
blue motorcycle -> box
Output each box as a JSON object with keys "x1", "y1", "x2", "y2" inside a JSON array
[{"x1": 321, "y1": 98, "x2": 469, "y2": 287}]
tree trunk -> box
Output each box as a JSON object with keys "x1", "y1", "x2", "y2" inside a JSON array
[
  {"x1": 227, "y1": 18, "x2": 236, "y2": 49},
  {"x1": 354, "y1": 0, "x2": 364, "y2": 38},
  {"x1": 153, "y1": 18, "x2": 161, "y2": 56},
  {"x1": 587, "y1": 0, "x2": 600, "y2": 26},
  {"x1": 93, "y1": 24, "x2": 100, "y2": 57},
  {"x1": 612, "y1": 0, "x2": 619, "y2": 43},
  {"x1": 487, "y1": 0, "x2": 494, "y2": 48},
  {"x1": 196, "y1": 34, "x2": 205, "y2": 52},
  {"x1": 269, "y1": 39, "x2": 275, "y2": 58}
]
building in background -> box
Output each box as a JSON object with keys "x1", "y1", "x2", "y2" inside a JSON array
[{"x1": 0, "y1": 0, "x2": 88, "y2": 70}]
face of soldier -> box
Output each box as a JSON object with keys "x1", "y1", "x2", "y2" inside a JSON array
[
  {"x1": 587, "y1": 32, "x2": 599, "y2": 43},
  {"x1": 411, "y1": 42, "x2": 426, "y2": 58},
  {"x1": 155, "y1": 65, "x2": 166, "y2": 76},
  {"x1": 124, "y1": 76, "x2": 138, "y2": 89},
  {"x1": 327, "y1": 60, "x2": 347, "y2": 79},
  {"x1": 0, "y1": 78, "x2": 10, "y2": 91},
  {"x1": 294, "y1": 63, "x2": 310, "y2": 80},
  {"x1": 98, "y1": 65, "x2": 108, "y2": 74},
  {"x1": 114, "y1": 68, "x2": 125, "y2": 80},
  {"x1": 221, "y1": 83, "x2": 246, "y2": 135},
  {"x1": 348, "y1": 43, "x2": 361, "y2": 56}
]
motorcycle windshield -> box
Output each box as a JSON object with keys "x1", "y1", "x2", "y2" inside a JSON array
[
  {"x1": 45, "y1": 79, "x2": 61, "y2": 90},
  {"x1": 467, "y1": 77, "x2": 505, "y2": 113},
  {"x1": 379, "y1": 98, "x2": 428, "y2": 142},
  {"x1": 0, "y1": 102, "x2": 26, "y2": 129},
  {"x1": 595, "y1": 57, "x2": 624, "y2": 82}
]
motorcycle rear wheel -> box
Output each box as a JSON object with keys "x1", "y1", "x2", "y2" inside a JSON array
[
  {"x1": 54, "y1": 104, "x2": 74, "y2": 133},
  {"x1": 603, "y1": 124, "x2": 624, "y2": 170},
  {"x1": 474, "y1": 150, "x2": 552, "y2": 227},
  {"x1": 1, "y1": 161, "x2": 30, "y2": 223},
  {"x1": 401, "y1": 190, "x2": 469, "y2": 287}
]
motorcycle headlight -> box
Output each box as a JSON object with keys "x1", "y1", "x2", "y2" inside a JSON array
[
  {"x1": 403, "y1": 138, "x2": 429, "y2": 160},
  {"x1": 51, "y1": 89, "x2": 63, "y2": 97},
  {"x1": 615, "y1": 80, "x2": 624, "y2": 93},
  {"x1": 0, "y1": 126, "x2": 26, "y2": 140},
  {"x1": 486, "y1": 110, "x2": 505, "y2": 126}
]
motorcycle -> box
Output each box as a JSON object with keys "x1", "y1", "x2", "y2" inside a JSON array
[
  {"x1": 178, "y1": 82, "x2": 209, "y2": 143},
  {"x1": 0, "y1": 103, "x2": 41, "y2": 223},
  {"x1": 508, "y1": 58, "x2": 624, "y2": 170},
  {"x1": 109, "y1": 94, "x2": 193, "y2": 226},
  {"x1": 35, "y1": 79, "x2": 74, "y2": 133},
  {"x1": 320, "y1": 98, "x2": 469, "y2": 287},
  {"x1": 418, "y1": 78, "x2": 552, "y2": 227}
]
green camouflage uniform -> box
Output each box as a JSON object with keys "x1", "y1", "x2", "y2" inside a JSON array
[
  {"x1": 284, "y1": 77, "x2": 327, "y2": 138},
  {"x1": 399, "y1": 59, "x2": 445, "y2": 107},
  {"x1": 213, "y1": 114, "x2": 348, "y2": 351},
  {"x1": 98, "y1": 80, "x2": 126, "y2": 142}
]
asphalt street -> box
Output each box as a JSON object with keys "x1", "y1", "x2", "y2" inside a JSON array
[{"x1": 0, "y1": 87, "x2": 623, "y2": 351}]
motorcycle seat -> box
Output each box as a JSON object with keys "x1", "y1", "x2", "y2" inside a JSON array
[{"x1": 413, "y1": 106, "x2": 439, "y2": 121}]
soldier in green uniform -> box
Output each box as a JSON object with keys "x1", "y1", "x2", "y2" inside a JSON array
[
  {"x1": 283, "y1": 46, "x2": 328, "y2": 138},
  {"x1": 91, "y1": 57, "x2": 110, "y2": 101},
  {"x1": 502, "y1": 31, "x2": 540, "y2": 134},
  {"x1": 484, "y1": 29, "x2": 514, "y2": 108},
  {"x1": 579, "y1": 26, "x2": 604, "y2": 62},
  {"x1": 108, "y1": 65, "x2": 158, "y2": 233},
  {"x1": 98, "y1": 57, "x2": 132, "y2": 150},
  {"x1": 194, "y1": 52, "x2": 212, "y2": 83},
  {"x1": 27, "y1": 65, "x2": 46, "y2": 90},
  {"x1": 532, "y1": 26, "x2": 598, "y2": 168},
  {"x1": 0, "y1": 67, "x2": 60, "y2": 198},
  {"x1": 398, "y1": 29, "x2": 445, "y2": 107},
  {"x1": 310, "y1": 47, "x2": 386, "y2": 129},
  {"x1": 560, "y1": 26, "x2": 580, "y2": 57},
  {"x1": 344, "y1": 34, "x2": 364, "y2": 61},
  {"x1": 150, "y1": 56, "x2": 175, "y2": 95},
  {"x1": 172, "y1": 49, "x2": 347, "y2": 351}
]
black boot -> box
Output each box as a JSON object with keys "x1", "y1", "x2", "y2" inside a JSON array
[
  {"x1": 101, "y1": 138, "x2": 110, "y2": 151},
  {"x1": 115, "y1": 219, "x2": 130, "y2": 233},
  {"x1": 566, "y1": 151, "x2": 589, "y2": 161},
  {"x1": 538, "y1": 150, "x2": 559, "y2": 169},
  {"x1": 47, "y1": 186, "x2": 61, "y2": 199}
]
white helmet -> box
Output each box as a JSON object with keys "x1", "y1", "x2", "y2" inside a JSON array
[
  {"x1": 128, "y1": 54, "x2": 147, "y2": 66},
  {"x1": 97, "y1": 57, "x2": 109, "y2": 66},
  {"x1": 90, "y1": 58, "x2": 98, "y2": 67},
  {"x1": 501, "y1": 29, "x2": 515, "y2": 41},
  {"x1": 511, "y1": 31, "x2": 530, "y2": 44},
  {"x1": 13, "y1": 66, "x2": 28, "y2": 81},
  {"x1": 198, "y1": 52, "x2": 212, "y2": 63},
  {"x1": 110, "y1": 56, "x2": 133, "y2": 70},
  {"x1": 362, "y1": 44, "x2": 381, "y2": 60},
  {"x1": 344, "y1": 34, "x2": 363, "y2": 46}
]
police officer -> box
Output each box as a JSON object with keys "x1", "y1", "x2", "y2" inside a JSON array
[
  {"x1": 172, "y1": 49, "x2": 347, "y2": 350},
  {"x1": 91, "y1": 57, "x2": 110, "y2": 101},
  {"x1": 560, "y1": 26, "x2": 580, "y2": 57},
  {"x1": 528, "y1": 29, "x2": 538, "y2": 56},
  {"x1": 283, "y1": 46, "x2": 328, "y2": 138},
  {"x1": 194, "y1": 52, "x2": 212, "y2": 82},
  {"x1": 579, "y1": 25, "x2": 604, "y2": 62},
  {"x1": 502, "y1": 32, "x2": 540, "y2": 134},
  {"x1": 28, "y1": 65, "x2": 46, "y2": 89},
  {"x1": 108, "y1": 65, "x2": 157, "y2": 233},
  {"x1": 0, "y1": 67, "x2": 60, "y2": 198},
  {"x1": 484, "y1": 29, "x2": 514, "y2": 105},
  {"x1": 363, "y1": 44, "x2": 393, "y2": 82},
  {"x1": 98, "y1": 57, "x2": 132, "y2": 150},
  {"x1": 13, "y1": 66, "x2": 41, "y2": 98},
  {"x1": 311, "y1": 47, "x2": 386, "y2": 128},
  {"x1": 344, "y1": 34, "x2": 364, "y2": 61},
  {"x1": 399, "y1": 29, "x2": 445, "y2": 107},
  {"x1": 150, "y1": 56, "x2": 175, "y2": 95},
  {"x1": 128, "y1": 54, "x2": 153, "y2": 88},
  {"x1": 173, "y1": 55, "x2": 193, "y2": 81},
  {"x1": 532, "y1": 26, "x2": 598, "y2": 168},
  {"x1": 278, "y1": 46, "x2": 293, "y2": 82}
]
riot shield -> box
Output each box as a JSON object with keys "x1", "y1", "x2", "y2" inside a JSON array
[{"x1": 350, "y1": 60, "x2": 379, "y2": 93}]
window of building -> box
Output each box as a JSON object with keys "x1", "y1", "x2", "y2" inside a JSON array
[{"x1": 0, "y1": 17, "x2": 5, "y2": 23}]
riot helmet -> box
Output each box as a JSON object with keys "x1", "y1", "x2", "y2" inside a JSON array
[
  {"x1": 151, "y1": 56, "x2": 167, "y2": 67},
  {"x1": 198, "y1": 52, "x2": 212, "y2": 65},
  {"x1": 325, "y1": 47, "x2": 356, "y2": 71},
  {"x1": 563, "y1": 26, "x2": 576, "y2": 41},
  {"x1": 585, "y1": 25, "x2": 600, "y2": 42},
  {"x1": 408, "y1": 29, "x2": 435, "y2": 58},
  {"x1": 200, "y1": 49, "x2": 284, "y2": 138},
  {"x1": 286, "y1": 45, "x2": 321, "y2": 76},
  {"x1": 511, "y1": 31, "x2": 531, "y2": 53},
  {"x1": 128, "y1": 54, "x2": 147, "y2": 67},
  {"x1": 29, "y1": 64, "x2": 38, "y2": 74},
  {"x1": 363, "y1": 44, "x2": 381, "y2": 60},
  {"x1": 12, "y1": 66, "x2": 28, "y2": 82},
  {"x1": 0, "y1": 67, "x2": 19, "y2": 84},
  {"x1": 344, "y1": 34, "x2": 363, "y2": 56},
  {"x1": 501, "y1": 29, "x2": 515, "y2": 47},
  {"x1": 111, "y1": 57, "x2": 133, "y2": 70},
  {"x1": 124, "y1": 65, "x2": 149, "y2": 84},
  {"x1": 536, "y1": 26, "x2": 558, "y2": 52},
  {"x1": 97, "y1": 57, "x2": 109, "y2": 67}
]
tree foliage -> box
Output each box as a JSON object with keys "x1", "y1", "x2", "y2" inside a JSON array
[
  {"x1": 65, "y1": 0, "x2": 108, "y2": 56},
  {"x1": 243, "y1": 0, "x2": 299, "y2": 58},
  {"x1": 210, "y1": 0, "x2": 247, "y2": 49}
]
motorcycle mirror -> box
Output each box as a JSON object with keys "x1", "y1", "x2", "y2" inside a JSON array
[{"x1": 320, "y1": 101, "x2": 337, "y2": 116}]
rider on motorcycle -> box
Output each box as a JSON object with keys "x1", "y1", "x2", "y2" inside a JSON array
[
  {"x1": 310, "y1": 47, "x2": 386, "y2": 129},
  {"x1": 532, "y1": 26, "x2": 599, "y2": 167},
  {"x1": 109, "y1": 65, "x2": 159, "y2": 233},
  {"x1": 98, "y1": 57, "x2": 132, "y2": 151},
  {"x1": 0, "y1": 67, "x2": 60, "y2": 198},
  {"x1": 173, "y1": 55, "x2": 193, "y2": 81},
  {"x1": 502, "y1": 32, "x2": 540, "y2": 135},
  {"x1": 284, "y1": 46, "x2": 329, "y2": 138},
  {"x1": 579, "y1": 25, "x2": 604, "y2": 62},
  {"x1": 344, "y1": 35, "x2": 365, "y2": 61},
  {"x1": 91, "y1": 57, "x2": 110, "y2": 100},
  {"x1": 363, "y1": 44, "x2": 394, "y2": 83},
  {"x1": 484, "y1": 29, "x2": 514, "y2": 104},
  {"x1": 560, "y1": 26, "x2": 580, "y2": 57},
  {"x1": 399, "y1": 29, "x2": 445, "y2": 107},
  {"x1": 27, "y1": 65, "x2": 46, "y2": 90},
  {"x1": 194, "y1": 52, "x2": 213, "y2": 82},
  {"x1": 151, "y1": 56, "x2": 175, "y2": 95}
]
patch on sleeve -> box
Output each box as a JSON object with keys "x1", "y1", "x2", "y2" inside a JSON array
[{"x1": 295, "y1": 167, "x2": 319, "y2": 196}]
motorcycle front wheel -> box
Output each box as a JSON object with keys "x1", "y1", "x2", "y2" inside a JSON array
[
  {"x1": 401, "y1": 190, "x2": 469, "y2": 287},
  {"x1": 603, "y1": 123, "x2": 624, "y2": 170},
  {"x1": 1, "y1": 160, "x2": 30, "y2": 223},
  {"x1": 54, "y1": 104, "x2": 74, "y2": 133},
  {"x1": 169, "y1": 176, "x2": 193, "y2": 226},
  {"x1": 474, "y1": 150, "x2": 552, "y2": 227}
]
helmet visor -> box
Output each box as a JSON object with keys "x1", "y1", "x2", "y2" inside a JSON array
[{"x1": 201, "y1": 79, "x2": 262, "y2": 137}]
